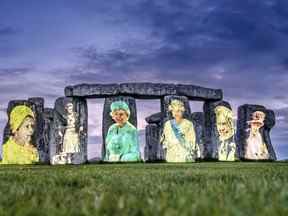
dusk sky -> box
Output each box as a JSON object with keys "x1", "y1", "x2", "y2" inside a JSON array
[{"x1": 0, "y1": 0, "x2": 288, "y2": 159}]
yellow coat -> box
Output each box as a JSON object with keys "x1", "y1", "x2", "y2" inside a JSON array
[{"x1": 1, "y1": 138, "x2": 39, "y2": 164}]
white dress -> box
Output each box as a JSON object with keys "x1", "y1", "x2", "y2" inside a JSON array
[
  {"x1": 161, "y1": 119, "x2": 199, "y2": 162},
  {"x1": 245, "y1": 132, "x2": 269, "y2": 160},
  {"x1": 62, "y1": 113, "x2": 80, "y2": 153}
]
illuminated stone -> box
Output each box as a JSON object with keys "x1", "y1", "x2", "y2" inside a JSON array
[
  {"x1": 49, "y1": 97, "x2": 88, "y2": 165},
  {"x1": 236, "y1": 104, "x2": 276, "y2": 161}
]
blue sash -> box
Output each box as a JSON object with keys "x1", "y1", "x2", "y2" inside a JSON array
[
  {"x1": 170, "y1": 119, "x2": 186, "y2": 145},
  {"x1": 170, "y1": 120, "x2": 195, "y2": 161}
]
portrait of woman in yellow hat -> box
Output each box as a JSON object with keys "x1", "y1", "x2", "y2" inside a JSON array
[{"x1": 1, "y1": 105, "x2": 39, "y2": 164}]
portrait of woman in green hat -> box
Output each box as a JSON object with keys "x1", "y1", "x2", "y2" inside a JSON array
[{"x1": 104, "y1": 101, "x2": 140, "y2": 162}]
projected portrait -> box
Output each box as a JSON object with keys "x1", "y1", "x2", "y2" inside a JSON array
[
  {"x1": 215, "y1": 106, "x2": 236, "y2": 161},
  {"x1": 1, "y1": 105, "x2": 39, "y2": 164},
  {"x1": 61, "y1": 103, "x2": 81, "y2": 153},
  {"x1": 160, "y1": 99, "x2": 200, "y2": 162},
  {"x1": 52, "y1": 102, "x2": 83, "y2": 164},
  {"x1": 245, "y1": 111, "x2": 269, "y2": 160},
  {"x1": 104, "y1": 101, "x2": 140, "y2": 162}
]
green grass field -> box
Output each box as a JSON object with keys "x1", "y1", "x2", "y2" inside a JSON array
[{"x1": 0, "y1": 162, "x2": 287, "y2": 216}]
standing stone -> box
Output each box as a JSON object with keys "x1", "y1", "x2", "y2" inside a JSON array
[
  {"x1": 50, "y1": 97, "x2": 88, "y2": 164},
  {"x1": 28, "y1": 97, "x2": 49, "y2": 163},
  {"x1": 42, "y1": 108, "x2": 54, "y2": 163},
  {"x1": 144, "y1": 112, "x2": 164, "y2": 161},
  {"x1": 145, "y1": 112, "x2": 163, "y2": 125},
  {"x1": 203, "y1": 100, "x2": 237, "y2": 160},
  {"x1": 144, "y1": 124, "x2": 160, "y2": 161},
  {"x1": 160, "y1": 95, "x2": 201, "y2": 161},
  {"x1": 102, "y1": 96, "x2": 137, "y2": 159},
  {"x1": 160, "y1": 95, "x2": 192, "y2": 161},
  {"x1": 236, "y1": 104, "x2": 276, "y2": 161},
  {"x1": 190, "y1": 112, "x2": 205, "y2": 159},
  {"x1": 1, "y1": 98, "x2": 48, "y2": 163}
]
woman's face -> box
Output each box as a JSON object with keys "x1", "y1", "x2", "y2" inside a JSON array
[
  {"x1": 249, "y1": 111, "x2": 265, "y2": 135},
  {"x1": 172, "y1": 109, "x2": 184, "y2": 122},
  {"x1": 250, "y1": 122, "x2": 263, "y2": 135},
  {"x1": 112, "y1": 109, "x2": 129, "y2": 126},
  {"x1": 66, "y1": 103, "x2": 74, "y2": 114},
  {"x1": 13, "y1": 116, "x2": 35, "y2": 145},
  {"x1": 216, "y1": 117, "x2": 233, "y2": 140}
]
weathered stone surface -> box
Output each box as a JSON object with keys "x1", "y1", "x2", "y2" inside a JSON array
[
  {"x1": 102, "y1": 96, "x2": 137, "y2": 159},
  {"x1": 190, "y1": 112, "x2": 205, "y2": 159},
  {"x1": 145, "y1": 112, "x2": 163, "y2": 125},
  {"x1": 119, "y1": 83, "x2": 176, "y2": 99},
  {"x1": 203, "y1": 101, "x2": 237, "y2": 161},
  {"x1": 236, "y1": 104, "x2": 276, "y2": 161},
  {"x1": 2, "y1": 98, "x2": 49, "y2": 163},
  {"x1": 144, "y1": 124, "x2": 161, "y2": 161},
  {"x1": 144, "y1": 111, "x2": 164, "y2": 161},
  {"x1": 176, "y1": 84, "x2": 223, "y2": 101},
  {"x1": 28, "y1": 97, "x2": 49, "y2": 163},
  {"x1": 42, "y1": 108, "x2": 54, "y2": 162},
  {"x1": 65, "y1": 83, "x2": 119, "y2": 98},
  {"x1": 49, "y1": 97, "x2": 88, "y2": 164},
  {"x1": 64, "y1": 83, "x2": 223, "y2": 100}
]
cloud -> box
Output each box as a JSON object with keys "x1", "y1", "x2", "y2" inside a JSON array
[
  {"x1": 63, "y1": 0, "x2": 288, "y2": 159},
  {"x1": 68, "y1": 0, "x2": 288, "y2": 93},
  {"x1": 0, "y1": 26, "x2": 19, "y2": 37},
  {"x1": 0, "y1": 0, "x2": 287, "y2": 158},
  {"x1": 0, "y1": 67, "x2": 32, "y2": 76}
]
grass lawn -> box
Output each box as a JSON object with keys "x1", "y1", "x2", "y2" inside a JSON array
[{"x1": 0, "y1": 162, "x2": 287, "y2": 216}]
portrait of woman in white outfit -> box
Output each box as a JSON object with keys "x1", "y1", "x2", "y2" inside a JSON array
[
  {"x1": 62, "y1": 102, "x2": 81, "y2": 153},
  {"x1": 245, "y1": 111, "x2": 269, "y2": 160}
]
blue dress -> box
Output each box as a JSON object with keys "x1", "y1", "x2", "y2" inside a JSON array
[{"x1": 105, "y1": 122, "x2": 140, "y2": 162}]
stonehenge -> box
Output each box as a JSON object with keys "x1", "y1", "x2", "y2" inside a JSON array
[{"x1": 1, "y1": 82, "x2": 277, "y2": 164}]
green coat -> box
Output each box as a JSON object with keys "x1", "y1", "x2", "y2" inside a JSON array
[{"x1": 105, "y1": 122, "x2": 140, "y2": 162}]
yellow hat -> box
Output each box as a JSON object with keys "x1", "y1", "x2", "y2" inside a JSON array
[{"x1": 9, "y1": 105, "x2": 35, "y2": 133}]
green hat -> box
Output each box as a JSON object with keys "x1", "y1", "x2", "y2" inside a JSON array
[{"x1": 110, "y1": 101, "x2": 130, "y2": 116}]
